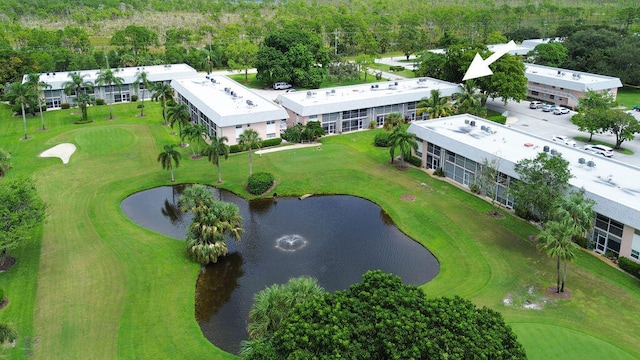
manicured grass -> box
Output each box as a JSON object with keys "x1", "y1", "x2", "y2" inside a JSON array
[
  {"x1": 368, "y1": 62, "x2": 416, "y2": 78},
  {"x1": 1, "y1": 101, "x2": 640, "y2": 359},
  {"x1": 616, "y1": 86, "x2": 640, "y2": 109}
]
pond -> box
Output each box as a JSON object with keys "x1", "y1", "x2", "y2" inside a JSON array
[{"x1": 121, "y1": 185, "x2": 439, "y2": 354}]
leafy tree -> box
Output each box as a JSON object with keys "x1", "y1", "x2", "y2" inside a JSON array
[
  {"x1": 203, "y1": 136, "x2": 230, "y2": 183},
  {"x1": 179, "y1": 184, "x2": 243, "y2": 265},
  {"x1": 509, "y1": 152, "x2": 572, "y2": 223},
  {"x1": 243, "y1": 270, "x2": 526, "y2": 359},
  {"x1": 382, "y1": 112, "x2": 404, "y2": 131},
  {"x1": 354, "y1": 54, "x2": 374, "y2": 81},
  {"x1": 62, "y1": 72, "x2": 94, "y2": 122},
  {"x1": 26, "y1": 73, "x2": 50, "y2": 130},
  {"x1": 538, "y1": 219, "x2": 578, "y2": 293},
  {"x1": 5, "y1": 81, "x2": 37, "y2": 140},
  {"x1": 256, "y1": 28, "x2": 329, "y2": 88},
  {"x1": 417, "y1": 89, "x2": 454, "y2": 119},
  {"x1": 576, "y1": 89, "x2": 614, "y2": 112},
  {"x1": 570, "y1": 109, "x2": 609, "y2": 142},
  {"x1": 0, "y1": 176, "x2": 46, "y2": 266},
  {"x1": 227, "y1": 39, "x2": 259, "y2": 83},
  {"x1": 238, "y1": 129, "x2": 262, "y2": 177},
  {"x1": 415, "y1": 51, "x2": 447, "y2": 80},
  {"x1": 563, "y1": 28, "x2": 620, "y2": 74},
  {"x1": 474, "y1": 53, "x2": 527, "y2": 105},
  {"x1": 167, "y1": 102, "x2": 190, "y2": 147},
  {"x1": 609, "y1": 36, "x2": 640, "y2": 86},
  {"x1": 301, "y1": 121, "x2": 325, "y2": 142},
  {"x1": 133, "y1": 70, "x2": 150, "y2": 117},
  {"x1": 110, "y1": 25, "x2": 158, "y2": 55},
  {"x1": 396, "y1": 25, "x2": 422, "y2": 60},
  {"x1": 605, "y1": 109, "x2": 640, "y2": 149},
  {"x1": 151, "y1": 82, "x2": 174, "y2": 125},
  {"x1": 0, "y1": 149, "x2": 11, "y2": 178},
  {"x1": 388, "y1": 125, "x2": 418, "y2": 169},
  {"x1": 95, "y1": 68, "x2": 124, "y2": 120},
  {"x1": 157, "y1": 144, "x2": 181, "y2": 182},
  {"x1": 504, "y1": 26, "x2": 541, "y2": 42},
  {"x1": 527, "y1": 42, "x2": 567, "y2": 67}
]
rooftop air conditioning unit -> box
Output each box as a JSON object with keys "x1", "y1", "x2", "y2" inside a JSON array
[
  {"x1": 331, "y1": 89, "x2": 335, "y2": 93},
  {"x1": 578, "y1": 158, "x2": 586, "y2": 165},
  {"x1": 307, "y1": 91, "x2": 312, "y2": 97},
  {"x1": 481, "y1": 125, "x2": 486, "y2": 131},
  {"x1": 587, "y1": 161, "x2": 595, "y2": 168},
  {"x1": 550, "y1": 149, "x2": 557, "y2": 155},
  {"x1": 464, "y1": 119, "x2": 469, "y2": 125},
  {"x1": 246, "y1": 100, "x2": 254, "y2": 106},
  {"x1": 394, "y1": 82, "x2": 398, "y2": 86},
  {"x1": 543, "y1": 145, "x2": 550, "y2": 152},
  {"x1": 469, "y1": 120, "x2": 476, "y2": 126}
]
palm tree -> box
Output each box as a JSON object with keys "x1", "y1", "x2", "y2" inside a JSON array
[
  {"x1": 62, "y1": 72, "x2": 94, "y2": 122},
  {"x1": 204, "y1": 136, "x2": 230, "y2": 183},
  {"x1": 6, "y1": 81, "x2": 37, "y2": 140},
  {"x1": 383, "y1": 112, "x2": 405, "y2": 131},
  {"x1": 538, "y1": 219, "x2": 579, "y2": 293},
  {"x1": 0, "y1": 323, "x2": 17, "y2": 343},
  {"x1": 133, "y1": 70, "x2": 150, "y2": 117},
  {"x1": 181, "y1": 123, "x2": 207, "y2": 156},
  {"x1": 179, "y1": 185, "x2": 244, "y2": 265},
  {"x1": 26, "y1": 73, "x2": 50, "y2": 130},
  {"x1": 417, "y1": 89, "x2": 454, "y2": 119},
  {"x1": 167, "y1": 102, "x2": 191, "y2": 147},
  {"x1": 453, "y1": 80, "x2": 484, "y2": 115},
  {"x1": 555, "y1": 189, "x2": 596, "y2": 242},
  {"x1": 151, "y1": 82, "x2": 175, "y2": 125},
  {"x1": 238, "y1": 128, "x2": 262, "y2": 177},
  {"x1": 95, "y1": 68, "x2": 124, "y2": 120},
  {"x1": 388, "y1": 125, "x2": 418, "y2": 169},
  {"x1": 157, "y1": 144, "x2": 181, "y2": 182}
]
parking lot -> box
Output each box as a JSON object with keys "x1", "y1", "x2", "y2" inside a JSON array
[{"x1": 485, "y1": 98, "x2": 640, "y2": 167}]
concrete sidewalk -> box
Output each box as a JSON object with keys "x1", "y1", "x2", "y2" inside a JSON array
[{"x1": 255, "y1": 142, "x2": 322, "y2": 155}]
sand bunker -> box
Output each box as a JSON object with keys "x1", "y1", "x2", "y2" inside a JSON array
[{"x1": 40, "y1": 143, "x2": 76, "y2": 164}]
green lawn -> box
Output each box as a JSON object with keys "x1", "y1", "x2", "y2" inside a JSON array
[
  {"x1": 616, "y1": 86, "x2": 640, "y2": 109},
  {"x1": 1, "y1": 101, "x2": 640, "y2": 359}
]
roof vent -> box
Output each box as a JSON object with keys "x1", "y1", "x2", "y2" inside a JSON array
[
  {"x1": 464, "y1": 119, "x2": 470, "y2": 125},
  {"x1": 307, "y1": 91, "x2": 312, "y2": 97},
  {"x1": 224, "y1": 87, "x2": 230, "y2": 93},
  {"x1": 578, "y1": 158, "x2": 586, "y2": 165},
  {"x1": 469, "y1": 120, "x2": 476, "y2": 127},
  {"x1": 394, "y1": 81, "x2": 398, "y2": 86},
  {"x1": 550, "y1": 149, "x2": 558, "y2": 155},
  {"x1": 331, "y1": 89, "x2": 336, "y2": 93},
  {"x1": 587, "y1": 161, "x2": 596, "y2": 168},
  {"x1": 481, "y1": 125, "x2": 486, "y2": 131},
  {"x1": 418, "y1": 78, "x2": 427, "y2": 83},
  {"x1": 246, "y1": 99, "x2": 254, "y2": 106},
  {"x1": 210, "y1": 78, "x2": 216, "y2": 84},
  {"x1": 543, "y1": 145, "x2": 550, "y2": 152}
]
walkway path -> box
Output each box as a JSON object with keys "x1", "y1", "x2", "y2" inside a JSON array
[{"x1": 255, "y1": 142, "x2": 322, "y2": 155}]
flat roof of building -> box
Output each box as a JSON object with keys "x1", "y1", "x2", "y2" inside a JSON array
[
  {"x1": 276, "y1": 77, "x2": 460, "y2": 117},
  {"x1": 171, "y1": 74, "x2": 288, "y2": 127},
  {"x1": 408, "y1": 115, "x2": 640, "y2": 229},
  {"x1": 524, "y1": 63, "x2": 622, "y2": 92},
  {"x1": 26, "y1": 64, "x2": 198, "y2": 90}
]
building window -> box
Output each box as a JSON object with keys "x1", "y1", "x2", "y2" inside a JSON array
[
  {"x1": 266, "y1": 120, "x2": 275, "y2": 125},
  {"x1": 531, "y1": 91, "x2": 539, "y2": 96},
  {"x1": 632, "y1": 250, "x2": 639, "y2": 260},
  {"x1": 267, "y1": 133, "x2": 276, "y2": 138},
  {"x1": 550, "y1": 95, "x2": 555, "y2": 99}
]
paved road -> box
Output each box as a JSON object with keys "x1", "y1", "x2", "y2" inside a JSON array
[{"x1": 485, "y1": 98, "x2": 640, "y2": 167}]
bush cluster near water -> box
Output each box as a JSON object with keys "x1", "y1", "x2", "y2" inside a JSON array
[{"x1": 248, "y1": 172, "x2": 274, "y2": 195}]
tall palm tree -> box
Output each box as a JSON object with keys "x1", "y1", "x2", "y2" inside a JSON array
[
  {"x1": 388, "y1": 125, "x2": 418, "y2": 169},
  {"x1": 6, "y1": 81, "x2": 37, "y2": 140},
  {"x1": 453, "y1": 80, "x2": 484, "y2": 115},
  {"x1": 181, "y1": 123, "x2": 207, "y2": 156},
  {"x1": 238, "y1": 128, "x2": 262, "y2": 177},
  {"x1": 167, "y1": 102, "x2": 191, "y2": 147},
  {"x1": 538, "y1": 219, "x2": 579, "y2": 293},
  {"x1": 133, "y1": 70, "x2": 150, "y2": 117},
  {"x1": 151, "y1": 82, "x2": 174, "y2": 125},
  {"x1": 555, "y1": 189, "x2": 596, "y2": 242},
  {"x1": 417, "y1": 89, "x2": 454, "y2": 119},
  {"x1": 383, "y1": 112, "x2": 405, "y2": 131},
  {"x1": 95, "y1": 68, "x2": 124, "y2": 120},
  {"x1": 26, "y1": 73, "x2": 50, "y2": 130},
  {"x1": 157, "y1": 144, "x2": 181, "y2": 182},
  {"x1": 62, "y1": 72, "x2": 94, "y2": 122},
  {"x1": 204, "y1": 136, "x2": 230, "y2": 183}
]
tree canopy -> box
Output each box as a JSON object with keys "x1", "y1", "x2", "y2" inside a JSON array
[{"x1": 242, "y1": 270, "x2": 526, "y2": 360}]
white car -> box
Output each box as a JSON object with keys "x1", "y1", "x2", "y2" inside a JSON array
[
  {"x1": 541, "y1": 104, "x2": 556, "y2": 112},
  {"x1": 584, "y1": 144, "x2": 614, "y2": 158},
  {"x1": 552, "y1": 136, "x2": 576, "y2": 147},
  {"x1": 553, "y1": 107, "x2": 570, "y2": 115},
  {"x1": 273, "y1": 82, "x2": 292, "y2": 90}
]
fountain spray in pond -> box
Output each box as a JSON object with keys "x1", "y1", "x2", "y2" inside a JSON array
[{"x1": 275, "y1": 234, "x2": 308, "y2": 252}]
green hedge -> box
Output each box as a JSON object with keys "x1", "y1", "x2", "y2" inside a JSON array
[
  {"x1": 406, "y1": 155, "x2": 421, "y2": 167},
  {"x1": 487, "y1": 115, "x2": 507, "y2": 125},
  {"x1": 618, "y1": 257, "x2": 640, "y2": 278},
  {"x1": 248, "y1": 172, "x2": 274, "y2": 195},
  {"x1": 131, "y1": 95, "x2": 138, "y2": 102},
  {"x1": 230, "y1": 138, "x2": 283, "y2": 154},
  {"x1": 389, "y1": 65, "x2": 405, "y2": 72},
  {"x1": 61, "y1": 103, "x2": 71, "y2": 109},
  {"x1": 95, "y1": 98, "x2": 106, "y2": 106}
]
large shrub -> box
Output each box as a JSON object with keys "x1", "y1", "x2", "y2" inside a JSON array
[
  {"x1": 248, "y1": 172, "x2": 274, "y2": 195},
  {"x1": 618, "y1": 257, "x2": 640, "y2": 278},
  {"x1": 406, "y1": 155, "x2": 421, "y2": 167},
  {"x1": 95, "y1": 98, "x2": 106, "y2": 106},
  {"x1": 374, "y1": 132, "x2": 391, "y2": 147},
  {"x1": 60, "y1": 103, "x2": 71, "y2": 110},
  {"x1": 261, "y1": 138, "x2": 282, "y2": 148}
]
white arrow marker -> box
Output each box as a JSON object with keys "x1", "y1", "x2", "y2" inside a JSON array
[{"x1": 462, "y1": 40, "x2": 517, "y2": 81}]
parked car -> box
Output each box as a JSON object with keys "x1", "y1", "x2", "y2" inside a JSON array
[
  {"x1": 553, "y1": 106, "x2": 570, "y2": 115},
  {"x1": 584, "y1": 144, "x2": 614, "y2": 158},
  {"x1": 273, "y1": 82, "x2": 292, "y2": 90},
  {"x1": 551, "y1": 135, "x2": 576, "y2": 147},
  {"x1": 541, "y1": 104, "x2": 556, "y2": 112},
  {"x1": 529, "y1": 101, "x2": 544, "y2": 109}
]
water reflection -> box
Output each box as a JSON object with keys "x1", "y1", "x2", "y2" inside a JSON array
[{"x1": 195, "y1": 252, "x2": 245, "y2": 322}]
